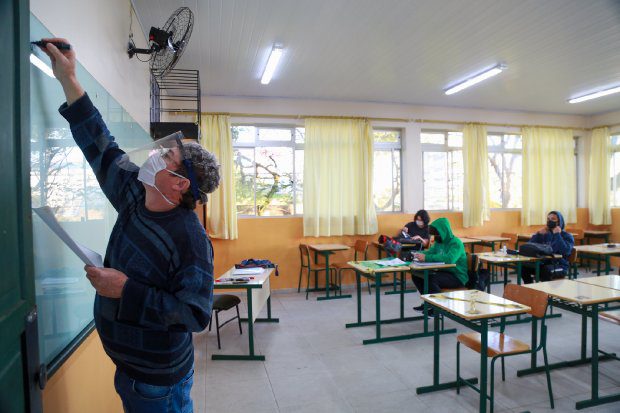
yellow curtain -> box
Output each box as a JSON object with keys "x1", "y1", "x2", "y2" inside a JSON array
[
  {"x1": 303, "y1": 118, "x2": 378, "y2": 236},
  {"x1": 588, "y1": 127, "x2": 611, "y2": 225},
  {"x1": 199, "y1": 114, "x2": 238, "y2": 239},
  {"x1": 521, "y1": 127, "x2": 576, "y2": 226},
  {"x1": 462, "y1": 123, "x2": 490, "y2": 227}
]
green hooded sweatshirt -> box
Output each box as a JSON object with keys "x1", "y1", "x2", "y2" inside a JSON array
[{"x1": 422, "y1": 217, "x2": 468, "y2": 286}]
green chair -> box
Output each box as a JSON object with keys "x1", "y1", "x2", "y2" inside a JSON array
[
  {"x1": 568, "y1": 247, "x2": 579, "y2": 280},
  {"x1": 456, "y1": 284, "x2": 554, "y2": 413}
]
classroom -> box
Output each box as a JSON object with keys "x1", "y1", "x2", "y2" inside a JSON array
[{"x1": 3, "y1": 1, "x2": 620, "y2": 412}]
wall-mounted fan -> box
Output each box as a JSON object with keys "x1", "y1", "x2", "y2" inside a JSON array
[{"x1": 127, "y1": 7, "x2": 194, "y2": 78}]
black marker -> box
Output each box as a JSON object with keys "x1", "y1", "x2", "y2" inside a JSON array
[{"x1": 31, "y1": 40, "x2": 72, "y2": 50}]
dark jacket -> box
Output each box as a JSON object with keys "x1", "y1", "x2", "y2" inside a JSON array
[{"x1": 529, "y1": 210, "x2": 574, "y2": 272}]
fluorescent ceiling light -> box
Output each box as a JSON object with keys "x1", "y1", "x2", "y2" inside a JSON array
[
  {"x1": 568, "y1": 85, "x2": 620, "y2": 103},
  {"x1": 261, "y1": 45, "x2": 283, "y2": 85},
  {"x1": 30, "y1": 54, "x2": 55, "y2": 78},
  {"x1": 444, "y1": 64, "x2": 506, "y2": 95}
]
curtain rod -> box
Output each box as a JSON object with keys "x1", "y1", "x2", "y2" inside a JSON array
[{"x1": 169, "y1": 111, "x2": 619, "y2": 131}]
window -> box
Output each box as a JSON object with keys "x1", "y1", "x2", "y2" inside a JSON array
[
  {"x1": 487, "y1": 134, "x2": 522, "y2": 208},
  {"x1": 373, "y1": 129, "x2": 402, "y2": 212},
  {"x1": 611, "y1": 134, "x2": 620, "y2": 207},
  {"x1": 421, "y1": 131, "x2": 463, "y2": 210},
  {"x1": 232, "y1": 125, "x2": 304, "y2": 216},
  {"x1": 232, "y1": 125, "x2": 402, "y2": 216}
]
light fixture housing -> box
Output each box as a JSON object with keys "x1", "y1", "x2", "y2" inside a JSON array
[
  {"x1": 30, "y1": 53, "x2": 55, "y2": 78},
  {"x1": 261, "y1": 44, "x2": 283, "y2": 85},
  {"x1": 568, "y1": 85, "x2": 620, "y2": 103},
  {"x1": 444, "y1": 63, "x2": 506, "y2": 95}
]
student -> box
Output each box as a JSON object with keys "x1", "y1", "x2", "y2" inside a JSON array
[
  {"x1": 412, "y1": 217, "x2": 467, "y2": 314},
  {"x1": 398, "y1": 209, "x2": 431, "y2": 250},
  {"x1": 521, "y1": 211, "x2": 574, "y2": 283},
  {"x1": 40, "y1": 38, "x2": 220, "y2": 413}
]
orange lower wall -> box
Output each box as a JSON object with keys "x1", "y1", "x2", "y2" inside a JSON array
[
  {"x1": 42, "y1": 331, "x2": 122, "y2": 413},
  {"x1": 212, "y1": 208, "x2": 593, "y2": 289}
]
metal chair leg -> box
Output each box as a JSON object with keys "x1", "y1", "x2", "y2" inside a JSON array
[
  {"x1": 456, "y1": 342, "x2": 461, "y2": 394},
  {"x1": 305, "y1": 268, "x2": 311, "y2": 300},
  {"x1": 542, "y1": 345, "x2": 555, "y2": 409},
  {"x1": 236, "y1": 305, "x2": 242, "y2": 335},
  {"x1": 215, "y1": 310, "x2": 221, "y2": 350},
  {"x1": 501, "y1": 356, "x2": 506, "y2": 381},
  {"x1": 297, "y1": 267, "x2": 302, "y2": 292},
  {"x1": 490, "y1": 357, "x2": 497, "y2": 413}
]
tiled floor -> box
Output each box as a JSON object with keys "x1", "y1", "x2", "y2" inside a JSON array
[{"x1": 192, "y1": 271, "x2": 620, "y2": 413}]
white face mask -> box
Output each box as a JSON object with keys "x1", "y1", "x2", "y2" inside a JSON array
[
  {"x1": 416, "y1": 220, "x2": 425, "y2": 228},
  {"x1": 138, "y1": 153, "x2": 182, "y2": 206}
]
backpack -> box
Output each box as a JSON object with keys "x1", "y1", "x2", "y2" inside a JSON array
[
  {"x1": 235, "y1": 259, "x2": 279, "y2": 276},
  {"x1": 467, "y1": 268, "x2": 490, "y2": 292},
  {"x1": 519, "y1": 242, "x2": 554, "y2": 258},
  {"x1": 378, "y1": 235, "x2": 402, "y2": 257}
]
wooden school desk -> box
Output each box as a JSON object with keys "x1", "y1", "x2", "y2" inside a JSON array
[{"x1": 308, "y1": 244, "x2": 351, "y2": 300}]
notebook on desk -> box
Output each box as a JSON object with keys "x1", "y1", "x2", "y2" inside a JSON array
[
  {"x1": 413, "y1": 261, "x2": 445, "y2": 267},
  {"x1": 233, "y1": 267, "x2": 264, "y2": 275}
]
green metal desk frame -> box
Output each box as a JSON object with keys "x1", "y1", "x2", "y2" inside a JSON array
[
  {"x1": 211, "y1": 284, "x2": 279, "y2": 361},
  {"x1": 346, "y1": 268, "x2": 456, "y2": 345},
  {"x1": 374, "y1": 244, "x2": 418, "y2": 295},
  {"x1": 516, "y1": 298, "x2": 620, "y2": 410},
  {"x1": 311, "y1": 249, "x2": 352, "y2": 301}
]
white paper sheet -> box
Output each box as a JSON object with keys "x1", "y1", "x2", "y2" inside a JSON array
[
  {"x1": 233, "y1": 267, "x2": 264, "y2": 275},
  {"x1": 33, "y1": 206, "x2": 103, "y2": 267},
  {"x1": 376, "y1": 258, "x2": 407, "y2": 266}
]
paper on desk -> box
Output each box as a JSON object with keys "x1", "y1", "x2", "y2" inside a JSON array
[
  {"x1": 33, "y1": 206, "x2": 103, "y2": 267},
  {"x1": 413, "y1": 261, "x2": 446, "y2": 267},
  {"x1": 233, "y1": 267, "x2": 264, "y2": 275},
  {"x1": 376, "y1": 258, "x2": 407, "y2": 266}
]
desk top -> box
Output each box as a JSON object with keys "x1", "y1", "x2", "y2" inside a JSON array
[
  {"x1": 574, "y1": 243, "x2": 620, "y2": 255},
  {"x1": 458, "y1": 237, "x2": 481, "y2": 244},
  {"x1": 422, "y1": 290, "x2": 530, "y2": 320},
  {"x1": 308, "y1": 243, "x2": 350, "y2": 252},
  {"x1": 523, "y1": 279, "x2": 620, "y2": 305},
  {"x1": 472, "y1": 235, "x2": 511, "y2": 243},
  {"x1": 576, "y1": 275, "x2": 620, "y2": 291},
  {"x1": 584, "y1": 230, "x2": 612, "y2": 236},
  {"x1": 214, "y1": 267, "x2": 273, "y2": 289},
  {"x1": 410, "y1": 262, "x2": 456, "y2": 271},
  {"x1": 348, "y1": 260, "x2": 412, "y2": 274},
  {"x1": 476, "y1": 251, "x2": 534, "y2": 263}
]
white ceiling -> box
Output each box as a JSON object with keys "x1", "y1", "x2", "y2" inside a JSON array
[{"x1": 132, "y1": 0, "x2": 620, "y2": 116}]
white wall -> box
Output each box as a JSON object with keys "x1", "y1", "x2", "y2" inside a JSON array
[
  {"x1": 589, "y1": 109, "x2": 620, "y2": 134},
  {"x1": 31, "y1": 0, "x2": 150, "y2": 130},
  {"x1": 193, "y1": 95, "x2": 589, "y2": 212}
]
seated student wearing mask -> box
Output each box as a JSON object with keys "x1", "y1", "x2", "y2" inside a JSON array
[
  {"x1": 412, "y1": 217, "x2": 467, "y2": 314},
  {"x1": 398, "y1": 209, "x2": 431, "y2": 250},
  {"x1": 521, "y1": 211, "x2": 574, "y2": 284}
]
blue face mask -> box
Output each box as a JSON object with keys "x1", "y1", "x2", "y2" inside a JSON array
[{"x1": 138, "y1": 153, "x2": 185, "y2": 205}]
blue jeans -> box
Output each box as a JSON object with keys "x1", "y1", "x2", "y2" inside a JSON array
[{"x1": 114, "y1": 367, "x2": 194, "y2": 413}]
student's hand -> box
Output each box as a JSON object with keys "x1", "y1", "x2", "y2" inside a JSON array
[
  {"x1": 412, "y1": 235, "x2": 422, "y2": 241},
  {"x1": 84, "y1": 265, "x2": 128, "y2": 299},
  {"x1": 36, "y1": 38, "x2": 84, "y2": 104},
  {"x1": 414, "y1": 253, "x2": 426, "y2": 262},
  {"x1": 552, "y1": 226, "x2": 561, "y2": 234}
]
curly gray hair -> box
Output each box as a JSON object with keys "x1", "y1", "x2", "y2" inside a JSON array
[{"x1": 175, "y1": 142, "x2": 221, "y2": 209}]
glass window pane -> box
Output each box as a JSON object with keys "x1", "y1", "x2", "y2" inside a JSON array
[
  {"x1": 504, "y1": 153, "x2": 522, "y2": 208},
  {"x1": 612, "y1": 152, "x2": 620, "y2": 207},
  {"x1": 295, "y1": 127, "x2": 305, "y2": 144},
  {"x1": 421, "y1": 132, "x2": 445, "y2": 145},
  {"x1": 373, "y1": 150, "x2": 393, "y2": 212},
  {"x1": 449, "y1": 150, "x2": 463, "y2": 210},
  {"x1": 255, "y1": 147, "x2": 294, "y2": 216},
  {"x1": 233, "y1": 148, "x2": 255, "y2": 215},
  {"x1": 232, "y1": 126, "x2": 255, "y2": 144},
  {"x1": 374, "y1": 130, "x2": 400, "y2": 143},
  {"x1": 423, "y1": 152, "x2": 448, "y2": 210},
  {"x1": 295, "y1": 149, "x2": 304, "y2": 214},
  {"x1": 488, "y1": 154, "x2": 503, "y2": 208},
  {"x1": 447, "y1": 132, "x2": 462, "y2": 148},
  {"x1": 505, "y1": 134, "x2": 522, "y2": 149},
  {"x1": 487, "y1": 134, "x2": 502, "y2": 147},
  {"x1": 258, "y1": 128, "x2": 292, "y2": 141},
  {"x1": 392, "y1": 150, "x2": 402, "y2": 211}
]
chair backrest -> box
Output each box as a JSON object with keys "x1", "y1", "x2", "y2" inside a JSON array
[
  {"x1": 353, "y1": 240, "x2": 369, "y2": 260},
  {"x1": 568, "y1": 247, "x2": 577, "y2": 264},
  {"x1": 299, "y1": 244, "x2": 310, "y2": 268},
  {"x1": 503, "y1": 284, "x2": 549, "y2": 318},
  {"x1": 500, "y1": 232, "x2": 518, "y2": 249},
  {"x1": 567, "y1": 228, "x2": 584, "y2": 241}
]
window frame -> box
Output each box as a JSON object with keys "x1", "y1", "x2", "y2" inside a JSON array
[
  {"x1": 421, "y1": 129, "x2": 464, "y2": 211},
  {"x1": 486, "y1": 133, "x2": 522, "y2": 210},
  {"x1": 373, "y1": 127, "x2": 403, "y2": 213}
]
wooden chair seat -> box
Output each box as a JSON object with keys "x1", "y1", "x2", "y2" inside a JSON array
[
  {"x1": 331, "y1": 262, "x2": 354, "y2": 270},
  {"x1": 440, "y1": 286, "x2": 468, "y2": 293},
  {"x1": 457, "y1": 331, "x2": 530, "y2": 357},
  {"x1": 599, "y1": 310, "x2": 620, "y2": 325}
]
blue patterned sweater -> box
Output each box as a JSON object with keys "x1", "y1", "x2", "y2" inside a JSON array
[{"x1": 59, "y1": 93, "x2": 214, "y2": 385}]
